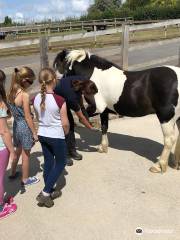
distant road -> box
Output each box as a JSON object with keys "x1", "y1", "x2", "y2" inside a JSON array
[{"x1": 1, "y1": 38, "x2": 179, "y2": 90}]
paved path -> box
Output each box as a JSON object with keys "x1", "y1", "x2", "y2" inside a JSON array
[{"x1": 1, "y1": 115, "x2": 180, "y2": 240}]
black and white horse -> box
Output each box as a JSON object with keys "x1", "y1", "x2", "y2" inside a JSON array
[{"x1": 53, "y1": 49, "x2": 180, "y2": 173}]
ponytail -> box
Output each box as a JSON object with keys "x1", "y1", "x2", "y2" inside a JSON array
[
  {"x1": 0, "y1": 70, "x2": 7, "y2": 105},
  {"x1": 8, "y1": 67, "x2": 35, "y2": 104},
  {"x1": 8, "y1": 69, "x2": 21, "y2": 104},
  {"x1": 39, "y1": 68, "x2": 57, "y2": 112},
  {"x1": 40, "y1": 81, "x2": 46, "y2": 111}
]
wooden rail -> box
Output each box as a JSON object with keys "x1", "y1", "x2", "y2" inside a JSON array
[
  {"x1": 0, "y1": 19, "x2": 180, "y2": 71},
  {"x1": 0, "y1": 19, "x2": 180, "y2": 51},
  {"x1": 0, "y1": 17, "x2": 133, "y2": 35}
]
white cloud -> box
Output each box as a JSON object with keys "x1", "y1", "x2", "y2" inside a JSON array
[
  {"x1": 15, "y1": 12, "x2": 24, "y2": 19},
  {"x1": 12, "y1": 12, "x2": 25, "y2": 22},
  {"x1": 0, "y1": 0, "x2": 4, "y2": 22},
  {"x1": 36, "y1": 5, "x2": 51, "y2": 14},
  {"x1": 31, "y1": 0, "x2": 91, "y2": 21},
  {"x1": 51, "y1": 0, "x2": 66, "y2": 11},
  {"x1": 0, "y1": 0, "x2": 93, "y2": 22},
  {"x1": 72, "y1": 0, "x2": 90, "y2": 12}
]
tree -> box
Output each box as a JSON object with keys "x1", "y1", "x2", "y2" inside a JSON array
[
  {"x1": 112, "y1": 0, "x2": 122, "y2": 6},
  {"x1": 4, "y1": 16, "x2": 12, "y2": 26},
  {"x1": 150, "y1": 0, "x2": 177, "y2": 6},
  {"x1": 88, "y1": 0, "x2": 122, "y2": 15},
  {"x1": 124, "y1": 0, "x2": 151, "y2": 9}
]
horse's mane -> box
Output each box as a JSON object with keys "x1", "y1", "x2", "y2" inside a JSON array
[
  {"x1": 66, "y1": 49, "x2": 121, "y2": 70},
  {"x1": 66, "y1": 49, "x2": 90, "y2": 70}
]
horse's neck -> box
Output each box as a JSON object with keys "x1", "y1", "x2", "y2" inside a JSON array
[{"x1": 90, "y1": 67, "x2": 126, "y2": 113}]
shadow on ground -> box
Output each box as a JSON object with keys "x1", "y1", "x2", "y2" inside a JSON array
[
  {"x1": 4, "y1": 151, "x2": 43, "y2": 197},
  {"x1": 75, "y1": 126, "x2": 169, "y2": 164},
  {"x1": 5, "y1": 150, "x2": 68, "y2": 198}
]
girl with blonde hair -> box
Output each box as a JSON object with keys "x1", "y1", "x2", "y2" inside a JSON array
[
  {"x1": 33, "y1": 68, "x2": 69, "y2": 207},
  {"x1": 8, "y1": 67, "x2": 39, "y2": 187}
]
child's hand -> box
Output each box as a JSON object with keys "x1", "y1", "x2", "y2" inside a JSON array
[{"x1": 91, "y1": 126, "x2": 99, "y2": 132}]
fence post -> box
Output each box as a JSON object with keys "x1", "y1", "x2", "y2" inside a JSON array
[
  {"x1": 178, "y1": 47, "x2": 180, "y2": 67},
  {"x1": 164, "y1": 25, "x2": 167, "y2": 38},
  {"x1": 94, "y1": 25, "x2": 97, "y2": 44},
  {"x1": 40, "y1": 36, "x2": 49, "y2": 69},
  {"x1": 121, "y1": 24, "x2": 129, "y2": 70}
]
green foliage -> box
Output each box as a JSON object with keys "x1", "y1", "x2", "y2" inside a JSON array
[
  {"x1": 132, "y1": 5, "x2": 180, "y2": 20},
  {"x1": 87, "y1": 0, "x2": 122, "y2": 17},
  {"x1": 124, "y1": 0, "x2": 151, "y2": 10},
  {"x1": 150, "y1": 0, "x2": 177, "y2": 6},
  {"x1": 3, "y1": 16, "x2": 12, "y2": 26},
  {"x1": 85, "y1": 0, "x2": 180, "y2": 20}
]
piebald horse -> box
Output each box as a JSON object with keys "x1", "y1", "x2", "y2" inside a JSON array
[{"x1": 53, "y1": 49, "x2": 180, "y2": 173}]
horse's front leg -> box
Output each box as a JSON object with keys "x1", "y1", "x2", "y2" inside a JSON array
[
  {"x1": 98, "y1": 109, "x2": 109, "y2": 153},
  {"x1": 150, "y1": 120, "x2": 176, "y2": 173}
]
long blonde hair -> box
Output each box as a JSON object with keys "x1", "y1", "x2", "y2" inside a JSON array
[
  {"x1": 39, "y1": 68, "x2": 57, "y2": 111},
  {"x1": 8, "y1": 67, "x2": 35, "y2": 104}
]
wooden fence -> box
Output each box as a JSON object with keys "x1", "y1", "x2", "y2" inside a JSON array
[
  {"x1": 0, "y1": 17, "x2": 133, "y2": 38},
  {"x1": 40, "y1": 21, "x2": 180, "y2": 70},
  {"x1": 1, "y1": 19, "x2": 180, "y2": 70}
]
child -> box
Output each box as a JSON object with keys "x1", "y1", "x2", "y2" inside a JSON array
[
  {"x1": 33, "y1": 68, "x2": 69, "y2": 208},
  {"x1": 8, "y1": 67, "x2": 39, "y2": 187},
  {"x1": 0, "y1": 70, "x2": 17, "y2": 219}
]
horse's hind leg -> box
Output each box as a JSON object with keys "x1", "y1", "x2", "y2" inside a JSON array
[
  {"x1": 173, "y1": 120, "x2": 180, "y2": 169},
  {"x1": 150, "y1": 120, "x2": 176, "y2": 173},
  {"x1": 98, "y1": 110, "x2": 109, "y2": 153}
]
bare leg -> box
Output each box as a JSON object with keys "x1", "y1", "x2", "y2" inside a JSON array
[
  {"x1": 174, "y1": 120, "x2": 180, "y2": 169},
  {"x1": 98, "y1": 109, "x2": 109, "y2": 153},
  {"x1": 21, "y1": 149, "x2": 31, "y2": 182},
  {"x1": 10, "y1": 147, "x2": 22, "y2": 176},
  {"x1": 150, "y1": 120, "x2": 176, "y2": 173}
]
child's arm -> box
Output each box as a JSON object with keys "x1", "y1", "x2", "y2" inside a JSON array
[
  {"x1": 22, "y1": 92, "x2": 38, "y2": 141},
  {"x1": 75, "y1": 110, "x2": 93, "y2": 129},
  {"x1": 0, "y1": 117, "x2": 16, "y2": 160},
  {"x1": 60, "y1": 102, "x2": 70, "y2": 135}
]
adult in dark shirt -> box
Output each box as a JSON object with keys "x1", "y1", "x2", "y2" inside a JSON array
[{"x1": 54, "y1": 75, "x2": 97, "y2": 160}]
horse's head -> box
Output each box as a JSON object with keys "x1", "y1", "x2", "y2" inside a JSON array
[
  {"x1": 53, "y1": 49, "x2": 67, "y2": 75},
  {"x1": 53, "y1": 49, "x2": 92, "y2": 78}
]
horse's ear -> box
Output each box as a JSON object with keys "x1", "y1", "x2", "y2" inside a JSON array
[
  {"x1": 54, "y1": 49, "x2": 68, "y2": 63},
  {"x1": 71, "y1": 80, "x2": 84, "y2": 91},
  {"x1": 53, "y1": 49, "x2": 68, "y2": 72},
  {"x1": 61, "y1": 49, "x2": 68, "y2": 59},
  {"x1": 83, "y1": 80, "x2": 98, "y2": 95},
  {"x1": 0, "y1": 70, "x2": 6, "y2": 81}
]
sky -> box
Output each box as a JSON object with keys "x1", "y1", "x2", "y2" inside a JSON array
[{"x1": 0, "y1": 0, "x2": 95, "y2": 22}]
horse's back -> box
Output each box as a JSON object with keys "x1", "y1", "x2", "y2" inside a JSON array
[{"x1": 114, "y1": 66, "x2": 180, "y2": 120}]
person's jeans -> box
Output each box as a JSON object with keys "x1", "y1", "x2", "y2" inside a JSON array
[{"x1": 38, "y1": 136, "x2": 67, "y2": 194}]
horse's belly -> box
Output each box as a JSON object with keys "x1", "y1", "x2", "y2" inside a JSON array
[{"x1": 114, "y1": 100, "x2": 155, "y2": 117}]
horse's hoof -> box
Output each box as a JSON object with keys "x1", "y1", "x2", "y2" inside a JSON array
[
  {"x1": 169, "y1": 156, "x2": 180, "y2": 170},
  {"x1": 149, "y1": 164, "x2": 161, "y2": 173},
  {"x1": 172, "y1": 162, "x2": 180, "y2": 170},
  {"x1": 97, "y1": 145, "x2": 108, "y2": 153},
  {"x1": 173, "y1": 155, "x2": 180, "y2": 170}
]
